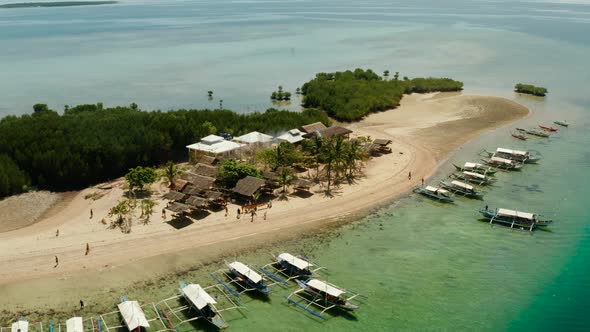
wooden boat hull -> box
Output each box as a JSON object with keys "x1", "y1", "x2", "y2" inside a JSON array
[
  {"x1": 295, "y1": 280, "x2": 359, "y2": 312},
  {"x1": 483, "y1": 151, "x2": 540, "y2": 164},
  {"x1": 413, "y1": 187, "x2": 454, "y2": 203},
  {"x1": 554, "y1": 121, "x2": 569, "y2": 127},
  {"x1": 230, "y1": 269, "x2": 272, "y2": 296},
  {"x1": 539, "y1": 125, "x2": 558, "y2": 132},
  {"x1": 479, "y1": 209, "x2": 552, "y2": 230},
  {"x1": 526, "y1": 129, "x2": 550, "y2": 137},
  {"x1": 452, "y1": 164, "x2": 497, "y2": 175},
  {"x1": 512, "y1": 133, "x2": 527, "y2": 140},
  {"x1": 480, "y1": 159, "x2": 523, "y2": 170},
  {"x1": 276, "y1": 259, "x2": 312, "y2": 279},
  {"x1": 449, "y1": 173, "x2": 495, "y2": 185},
  {"x1": 439, "y1": 181, "x2": 483, "y2": 199}
]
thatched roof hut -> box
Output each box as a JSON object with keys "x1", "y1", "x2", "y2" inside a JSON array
[
  {"x1": 193, "y1": 163, "x2": 218, "y2": 177},
  {"x1": 185, "y1": 196, "x2": 208, "y2": 208},
  {"x1": 166, "y1": 202, "x2": 190, "y2": 214},
  {"x1": 303, "y1": 126, "x2": 352, "y2": 139},
  {"x1": 163, "y1": 191, "x2": 186, "y2": 201},
  {"x1": 232, "y1": 176, "x2": 266, "y2": 197},
  {"x1": 300, "y1": 122, "x2": 327, "y2": 134}
]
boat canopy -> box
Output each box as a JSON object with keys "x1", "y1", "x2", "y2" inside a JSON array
[
  {"x1": 11, "y1": 321, "x2": 28, "y2": 332},
  {"x1": 278, "y1": 253, "x2": 312, "y2": 270},
  {"x1": 117, "y1": 301, "x2": 150, "y2": 331},
  {"x1": 497, "y1": 147, "x2": 528, "y2": 156},
  {"x1": 464, "y1": 162, "x2": 483, "y2": 168},
  {"x1": 497, "y1": 208, "x2": 535, "y2": 220},
  {"x1": 229, "y1": 261, "x2": 262, "y2": 283},
  {"x1": 66, "y1": 317, "x2": 83, "y2": 332},
  {"x1": 491, "y1": 156, "x2": 513, "y2": 164},
  {"x1": 307, "y1": 279, "x2": 345, "y2": 297},
  {"x1": 463, "y1": 171, "x2": 485, "y2": 179},
  {"x1": 181, "y1": 284, "x2": 217, "y2": 310},
  {"x1": 425, "y1": 186, "x2": 449, "y2": 194},
  {"x1": 451, "y1": 180, "x2": 473, "y2": 190}
]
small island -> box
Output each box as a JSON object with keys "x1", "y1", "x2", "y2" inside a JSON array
[
  {"x1": 0, "y1": 1, "x2": 117, "y2": 9},
  {"x1": 514, "y1": 83, "x2": 548, "y2": 97}
]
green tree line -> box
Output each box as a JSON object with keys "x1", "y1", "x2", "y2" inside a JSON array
[
  {"x1": 301, "y1": 68, "x2": 463, "y2": 121},
  {"x1": 515, "y1": 83, "x2": 547, "y2": 97},
  {"x1": 0, "y1": 103, "x2": 330, "y2": 198}
]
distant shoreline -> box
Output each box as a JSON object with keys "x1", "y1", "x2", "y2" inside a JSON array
[{"x1": 0, "y1": 1, "x2": 117, "y2": 9}]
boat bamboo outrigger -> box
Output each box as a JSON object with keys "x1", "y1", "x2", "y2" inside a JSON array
[
  {"x1": 449, "y1": 171, "x2": 496, "y2": 185},
  {"x1": 554, "y1": 120, "x2": 569, "y2": 127},
  {"x1": 452, "y1": 162, "x2": 497, "y2": 175},
  {"x1": 483, "y1": 148, "x2": 540, "y2": 164},
  {"x1": 439, "y1": 180, "x2": 483, "y2": 199},
  {"x1": 413, "y1": 185, "x2": 454, "y2": 203},
  {"x1": 210, "y1": 261, "x2": 277, "y2": 297},
  {"x1": 285, "y1": 279, "x2": 367, "y2": 320},
  {"x1": 479, "y1": 207, "x2": 552, "y2": 231},
  {"x1": 480, "y1": 156, "x2": 523, "y2": 170},
  {"x1": 99, "y1": 298, "x2": 173, "y2": 332},
  {"x1": 155, "y1": 281, "x2": 244, "y2": 330},
  {"x1": 260, "y1": 253, "x2": 325, "y2": 283}
]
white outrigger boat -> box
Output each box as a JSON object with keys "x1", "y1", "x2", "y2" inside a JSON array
[
  {"x1": 452, "y1": 162, "x2": 497, "y2": 175},
  {"x1": 554, "y1": 120, "x2": 569, "y2": 127},
  {"x1": 413, "y1": 185, "x2": 454, "y2": 203},
  {"x1": 155, "y1": 281, "x2": 244, "y2": 330},
  {"x1": 483, "y1": 148, "x2": 540, "y2": 164},
  {"x1": 481, "y1": 156, "x2": 523, "y2": 170},
  {"x1": 210, "y1": 261, "x2": 275, "y2": 297},
  {"x1": 261, "y1": 253, "x2": 324, "y2": 283},
  {"x1": 479, "y1": 207, "x2": 552, "y2": 231},
  {"x1": 99, "y1": 298, "x2": 174, "y2": 332},
  {"x1": 450, "y1": 171, "x2": 495, "y2": 185},
  {"x1": 286, "y1": 279, "x2": 367, "y2": 320},
  {"x1": 65, "y1": 317, "x2": 84, "y2": 332},
  {"x1": 10, "y1": 320, "x2": 28, "y2": 332},
  {"x1": 439, "y1": 180, "x2": 484, "y2": 199}
]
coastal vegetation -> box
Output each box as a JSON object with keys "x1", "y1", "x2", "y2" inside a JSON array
[
  {"x1": 270, "y1": 86, "x2": 292, "y2": 101},
  {"x1": 301, "y1": 68, "x2": 463, "y2": 121},
  {"x1": 515, "y1": 83, "x2": 548, "y2": 97},
  {"x1": 0, "y1": 1, "x2": 117, "y2": 8},
  {"x1": 0, "y1": 104, "x2": 329, "y2": 198}
]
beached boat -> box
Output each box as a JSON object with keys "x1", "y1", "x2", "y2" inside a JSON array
[
  {"x1": 483, "y1": 148, "x2": 540, "y2": 164},
  {"x1": 227, "y1": 261, "x2": 271, "y2": 296},
  {"x1": 439, "y1": 180, "x2": 483, "y2": 199},
  {"x1": 511, "y1": 131, "x2": 527, "y2": 140},
  {"x1": 453, "y1": 162, "x2": 497, "y2": 175},
  {"x1": 286, "y1": 279, "x2": 367, "y2": 320},
  {"x1": 481, "y1": 156, "x2": 523, "y2": 170},
  {"x1": 413, "y1": 185, "x2": 454, "y2": 203},
  {"x1": 554, "y1": 120, "x2": 569, "y2": 127},
  {"x1": 525, "y1": 128, "x2": 551, "y2": 137},
  {"x1": 479, "y1": 207, "x2": 552, "y2": 231},
  {"x1": 450, "y1": 171, "x2": 496, "y2": 185},
  {"x1": 179, "y1": 282, "x2": 229, "y2": 329},
  {"x1": 11, "y1": 320, "x2": 28, "y2": 332},
  {"x1": 539, "y1": 125, "x2": 558, "y2": 132}
]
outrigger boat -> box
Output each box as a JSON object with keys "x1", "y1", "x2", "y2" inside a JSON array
[
  {"x1": 525, "y1": 128, "x2": 550, "y2": 137},
  {"x1": 261, "y1": 253, "x2": 324, "y2": 283},
  {"x1": 483, "y1": 148, "x2": 540, "y2": 164},
  {"x1": 286, "y1": 279, "x2": 367, "y2": 320},
  {"x1": 450, "y1": 171, "x2": 496, "y2": 185},
  {"x1": 479, "y1": 207, "x2": 552, "y2": 231},
  {"x1": 554, "y1": 120, "x2": 569, "y2": 127},
  {"x1": 211, "y1": 261, "x2": 272, "y2": 296},
  {"x1": 539, "y1": 125, "x2": 558, "y2": 132},
  {"x1": 511, "y1": 131, "x2": 527, "y2": 140},
  {"x1": 65, "y1": 317, "x2": 83, "y2": 332},
  {"x1": 439, "y1": 180, "x2": 483, "y2": 199},
  {"x1": 11, "y1": 320, "x2": 28, "y2": 332},
  {"x1": 413, "y1": 185, "x2": 454, "y2": 203},
  {"x1": 481, "y1": 156, "x2": 523, "y2": 170},
  {"x1": 452, "y1": 162, "x2": 496, "y2": 175}
]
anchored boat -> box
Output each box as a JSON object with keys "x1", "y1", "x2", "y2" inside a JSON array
[
  {"x1": 227, "y1": 261, "x2": 271, "y2": 296},
  {"x1": 483, "y1": 148, "x2": 540, "y2": 164},
  {"x1": 450, "y1": 171, "x2": 496, "y2": 185},
  {"x1": 554, "y1": 120, "x2": 569, "y2": 127},
  {"x1": 439, "y1": 180, "x2": 483, "y2": 199},
  {"x1": 453, "y1": 162, "x2": 497, "y2": 175},
  {"x1": 511, "y1": 131, "x2": 527, "y2": 140},
  {"x1": 525, "y1": 128, "x2": 551, "y2": 137},
  {"x1": 479, "y1": 207, "x2": 552, "y2": 231},
  {"x1": 539, "y1": 125, "x2": 558, "y2": 132},
  {"x1": 481, "y1": 156, "x2": 523, "y2": 170},
  {"x1": 179, "y1": 282, "x2": 230, "y2": 329},
  {"x1": 261, "y1": 253, "x2": 324, "y2": 283},
  {"x1": 413, "y1": 185, "x2": 454, "y2": 203}
]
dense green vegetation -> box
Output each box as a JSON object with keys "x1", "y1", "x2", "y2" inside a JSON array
[
  {"x1": 125, "y1": 166, "x2": 157, "y2": 192},
  {"x1": 0, "y1": 1, "x2": 117, "y2": 8},
  {"x1": 270, "y1": 86, "x2": 291, "y2": 101},
  {"x1": 0, "y1": 104, "x2": 330, "y2": 198},
  {"x1": 515, "y1": 83, "x2": 548, "y2": 97},
  {"x1": 301, "y1": 68, "x2": 463, "y2": 121},
  {"x1": 218, "y1": 159, "x2": 262, "y2": 188}
]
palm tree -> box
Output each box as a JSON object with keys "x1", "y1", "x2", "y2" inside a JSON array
[
  {"x1": 109, "y1": 199, "x2": 131, "y2": 230},
  {"x1": 342, "y1": 139, "x2": 366, "y2": 181},
  {"x1": 140, "y1": 199, "x2": 155, "y2": 224},
  {"x1": 320, "y1": 135, "x2": 343, "y2": 195},
  {"x1": 277, "y1": 167, "x2": 295, "y2": 194},
  {"x1": 163, "y1": 161, "x2": 178, "y2": 189}
]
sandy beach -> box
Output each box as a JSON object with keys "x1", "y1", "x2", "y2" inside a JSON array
[{"x1": 0, "y1": 93, "x2": 529, "y2": 313}]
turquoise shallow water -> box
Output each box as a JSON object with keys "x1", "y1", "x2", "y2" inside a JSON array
[{"x1": 1, "y1": 0, "x2": 590, "y2": 330}]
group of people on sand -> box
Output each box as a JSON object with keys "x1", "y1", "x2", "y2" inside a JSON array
[
  {"x1": 236, "y1": 200, "x2": 271, "y2": 222},
  {"x1": 52, "y1": 210, "x2": 94, "y2": 268}
]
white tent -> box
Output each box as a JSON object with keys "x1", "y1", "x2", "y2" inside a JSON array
[
  {"x1": 186, "y1": 136, "x2": 243, "y2": 155},
  {"x1": 117, "y1": 301, "x2": 150, "y2": 331},
  {"x1": 66, "y1": 317, "x2": 83, "y2": 332},
  {"x1": 276, "y1": 129, "x2": 305, "y2": 144},
  {"x1": 11, "y1": 321, "x2": 28, "y2": 332},
  {"x1": 234, "y1": 131, "x2": 273, "y2": 144},
  {"x1": 181, "y1": 284, "x2": 217, "y2": 310}
]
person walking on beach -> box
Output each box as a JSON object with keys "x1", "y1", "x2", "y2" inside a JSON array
[
  {"x1": 80, "y1": 300, "x2": 85, "y2": 309},
  {"x1": 54, "y1": 256, "x2": 59, "y2": 268},
  {"x1": 237, "y1": 208, "x2": 241, "y2": 220},
  {"x1": 162, "y1": 208, "x2": 166, "y2": 219},
  {"x1": 85, "y1": 243, "x2": 90, "y2": 256},
  {"x1": 408, "y1": 171, "x2": 412, "y2": 180},
  {"x1": 90, "y1": 209, "x2": 93, "y2": 219},
  {"x1": 56, "y1": 229, "x2": 59, "y2": 237},
  {"x1": 224, "y1": 205, "x2": 228, "y2": 217},
  {"x1": 421, "y1": 178, "x2": 424, "y2": 186},
  {"x1": 263, "y1": 211, "x2": 267, "y2": 221}
]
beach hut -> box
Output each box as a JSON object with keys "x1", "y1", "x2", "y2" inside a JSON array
[
  {"x1": 276, "y1": 129, "x2": 305, "y2": 144},
  {"x1": 192, "y1": 163, "x2": 218, "y2": 177},
  {"x1": 66, "y1": 317, "x2": 83, "y2": 332},
  {"x1": 11, "y1": 320, "x2": 28, "y2": 332},
  {"x1": 232, "y1": 176, "x2": 266, "y2": 198},
  {"x1": 233, "y1": 131, "x2": 274, "y2": 146},
  {"x1": 163, "y1": 191, "x2": 186, "y2": 201},
  {"x1": 303, "y1": 126, "x2": 352, "y2": 139},
  {"x1": 186, "y1": 135, "x2": 243, "y2": 160},
  {"x1": 299, "y1": 122, "x2": 327, "y2": 134},
  {"x1": 372, "y1": 138, "x2": 392, "y2": 153}
]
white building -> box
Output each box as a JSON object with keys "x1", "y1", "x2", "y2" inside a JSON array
[
  {"x1": 276, "y1": 129, "x2": 305, "y2": 144},
  {"x1": 186, "y1": 134, "x2": 243, "y2": 159}
]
